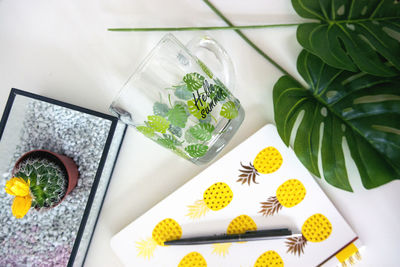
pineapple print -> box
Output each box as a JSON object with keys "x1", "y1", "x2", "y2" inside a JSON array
[
  {"x1": 178, "y1": 252, "x2": 207, "y2": 267},
  {"x1": 135, "y1": 218, "x2": 182, "y2": 259},
  {"x1": 259, "y1": 179, "x2": 306, "y2": 216},
  {"x1": 286, "y1": 213, "x2": 332, "y2": 256},
  {"x1": 227, "y1": 214, "x2": 257, "y2": 235},
  {"x1": 186, "y1": 182, "x2": 233, "y2": 219},
  {"x1": 238, "y1": 147, "x2": 283, "y2": 185},
  {"x1": 211, "y1": 243, "x2": 232, "y2": 257},
  {"x1": 212, "y1": 215, "x2": 257, "y2": 257},
  {"x1": 254, "y1": 250, "x2": 284, "y2": 267}
]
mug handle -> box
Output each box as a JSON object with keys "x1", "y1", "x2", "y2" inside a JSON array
[{"x1": 186, "y1": 35, "x2": 235, "y2": 91}]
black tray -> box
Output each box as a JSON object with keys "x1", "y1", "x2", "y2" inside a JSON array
[{"x1": 0, "y1": 89, "x2": 127, "y2": 266}]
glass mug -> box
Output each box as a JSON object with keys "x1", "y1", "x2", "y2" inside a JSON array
[{"x1": 110, "y1": 34, "x2": 244, "y2": 165}]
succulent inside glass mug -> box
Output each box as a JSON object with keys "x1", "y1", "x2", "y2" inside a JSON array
[{"x1": 110, "y1": 34, "x2": 244, "y2": 165}]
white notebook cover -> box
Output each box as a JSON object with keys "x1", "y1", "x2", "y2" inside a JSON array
[{"x1": 111, "y1": 124, "x2": 360, "y2": 267}]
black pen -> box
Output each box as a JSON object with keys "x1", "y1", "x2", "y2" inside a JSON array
[{"x1": 164, "y1": 228, "x2": 297, "y2": 245}]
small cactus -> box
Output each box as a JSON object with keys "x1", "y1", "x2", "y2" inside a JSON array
[{"x1": 13, "y1": 157, "x2": 67, "y2": 209}]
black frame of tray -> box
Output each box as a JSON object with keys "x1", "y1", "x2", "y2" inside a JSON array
[{"x1": 0, "y1": 88, "x2": 127, "y2": 266}]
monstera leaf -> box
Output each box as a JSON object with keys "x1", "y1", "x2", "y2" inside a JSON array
[
  {"x1": 156, "y1": 134, "x2": 184, "y2": 150},
  {"x1": 147, "y1": 115, "x2": 170, "y2": 133},
  {"x1": 137, "y1": 125, "x2": 155, "y2": 138},
  {"x1": 187, "y1": 99, "x2": 209, "y2": 120},
  {"x1": 153, "y1": 102, "x2": 170, "y2": 117},
  {"x1": 184, "y1": 129, "x2": 198, "y2": 144},
  {"x1": 169, "y1": 124, "x2": 182, "y2": 138},
  {"x1": 292, "y1": 0, "x2": 400, "y2": 77},
  {"x1": 167, "y1": 104, "x2": 188, "y2": 128},
  {"x1": 183, "y1": 72, "x2": 205, "y2": 92},
  {"x1": 220, "y1": 101, "x2": 238, "y2": 119},
  {"x1": 274, "y1": 50, "x2": 400, "y2": 191},
  {"x1": 215, "y1": 79, "x2": 230, "y2": 100},
  {"x1": 185, "y1": 144, "x2": 208, "y2": 158},
  {"x1": 188, "y1": 123, "x2": 215, "y2": 142},
  {"x1": 156, "y1": 137, "x2": 176, "y2": 150},
  {"x1": 174, "y1": 84, "x2": 193, "y2": 100}
]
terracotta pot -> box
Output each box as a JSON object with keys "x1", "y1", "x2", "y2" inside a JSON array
[{"x1": 13, "y1": 149, "x2": 79, "y2": 207}]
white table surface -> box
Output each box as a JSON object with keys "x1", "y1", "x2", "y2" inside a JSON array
[{"x1": 1, "y1": 1, "x2": 399, "y2": 266}]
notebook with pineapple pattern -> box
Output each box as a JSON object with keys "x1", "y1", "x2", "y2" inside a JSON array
[{"x1": 111, "y1": 124, "x2": 363, "y2": 267}]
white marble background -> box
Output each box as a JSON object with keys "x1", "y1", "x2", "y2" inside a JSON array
[{"x1": 0, "y1": 1, "x2": 399, "y2": 266}]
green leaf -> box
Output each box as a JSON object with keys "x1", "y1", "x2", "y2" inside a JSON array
[
  {"x1": 273, "y1": 50, "x2": 400, "y2": 191},
  {"x1": 174, "y1": 84, "x2": 193, "y2": 100},
  {"x1": 168, "y1": 124, "x2": 182, "y2": 138},
  {"x1": 292, "y1": 0, "x2": 400, "y2": 77},
  {"x1": 156, "y1": 134, "x2": 183, "y2": 150},
  {"x1": 147, "y1": 115, "x2": 170, "y2": 133},
  {"x1": 167, "y1": 104, "x2": 188, "y2": 128},
  {"x1": 153, "y1": 102, "x2": 170, "y2": 117},
  {"x1": 212, "y1": 84, "x2": 228, "y2": 101},
  {"x1": 137, "y1": 125, "x2": 155, "y2": 138},
  {"x1": 184, "y1": 129, "x2": 198, "y2": 144},
  {"x1": 187, "y1": 99, "x2": 209, "y2": 120},
  {"x1": 220, "y1": 101, "x2": 238, "y2": 119},
  {"x1": 156, "y1": 137, "x2": 176, "y2": 150},
  {"x1": 174, "y1": 101, "x2": 191, "y2": 116},
  {"x1": 214, "y1": 79, "x2": 230, "y2": 101},
  {"x1": 185, "y1": 144, "x2": 209, "y2": 158},
  {"x1": 183, "y1": 72, "x2": 205, "y2": 91},
  {"x1": 167, "y1": 134, "x2": 183, "y2": 146},
  {"x1": 188, "y1": 123, "x2": 215, "y2": 142},
  {"x1": 199, "y1": 115, "x2": 212, "y2": 124}
]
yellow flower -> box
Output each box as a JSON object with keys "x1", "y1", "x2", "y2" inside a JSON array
[
  {"x1": 12, "y1": 195, "x2": 32, "y2": 219},
  {"x1": 5, "y1": 177, "x2": 30, "y2": 197},
  {"x1": 5, "y1": 177, "x2": 32, "y2": 218}
]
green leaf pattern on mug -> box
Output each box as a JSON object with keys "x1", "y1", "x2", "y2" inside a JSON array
[
  {"x1": 137, "y1": 126, "x2": 155, "y2": 138},
  {"x1": 188, "y1": 123, "x2": 215, "y2": 142},
  {"x1": 187, "y1": 99, "x2": 209, "y2": 120},
  {"x1": 174, "y1": 84, "x2": 193, "y2": 100},
  {"x1": 147, "y1": 115, "x2": 170, "y2": 133},
  {"x1": 167, "y1": 104, "x2": 188, "y2": 128},
  {"x1": 174, "y1": 100, "x2": 191, "y2": 116},
  {"x1": 157, "y1": 137, "x2": 176, "y2": 149},
  {"x1": 157, "y1": 134, "x2": 184, "y2": 150},
  {"x1": 153, "y1": 102, "x2": 170, "y2": 117},
  {"x1": 168, "y1": 124, "x2": 182, "y2": 138},
  {"x1": 199, "y1": 114, "x2": 212, "y2": 124},
  {"x1": 137, "y1": 72, "x2": 240, "y2": 160},
  {"x1": 185, "y1": 144, "x2": 209, "y2": 158},
  {"x1": 212, "y1": 84, "x2": 228, "y2": 101},
  {"x1": 183, "y1": 73, "x2": 205, "y2": 92},
  {"x1": 220, "y1": 101, "x2": 238, "y2": 119},
  {"x1": 184, "y1": 130, "x2": 198, "y2": 144}
]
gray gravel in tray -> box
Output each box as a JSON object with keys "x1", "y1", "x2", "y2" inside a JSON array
[{"x1": 0, "y1": 100, "x2": 112, "y2": 266}]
